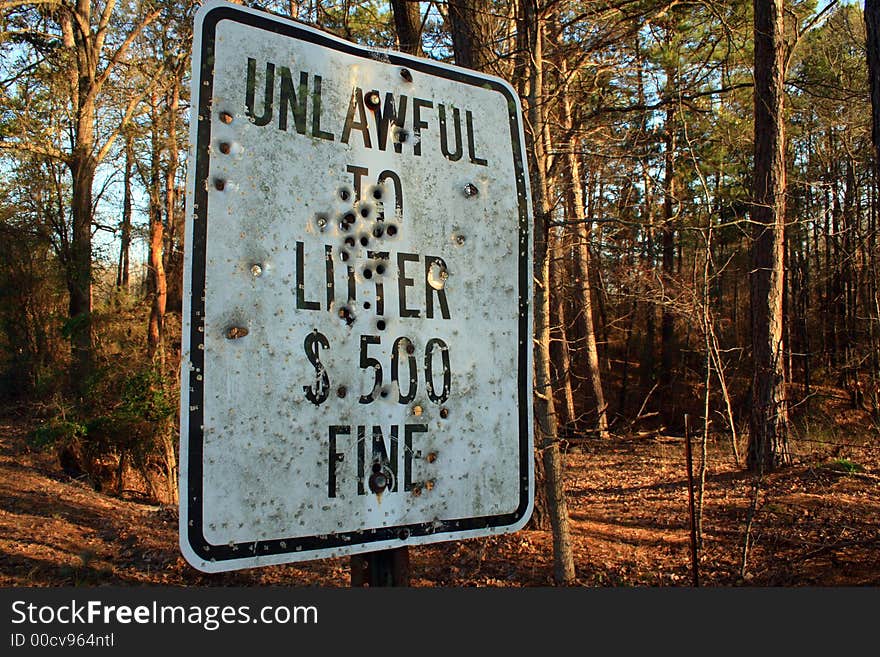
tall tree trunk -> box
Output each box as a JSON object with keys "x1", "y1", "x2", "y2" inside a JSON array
[
  {"x1": 522, "y1": 0, "x2": 575, "y2": 584},
  {"x1": 448, "y1": 0, "x2": 494, "y2": 70},
  {"x1": 660, "y1": 41, "x2": 678, "y2": 427},
  {"x1": 748, "y1": 0, "x2": 790, "y2": 471},
  {"x1": 389, "y1": 0, "x2": 423, "y2": 56},
  {"x1": 560, "y1": 68, "x2": 609, "y2": 439},
  {"x1": 117, "y1": 135, "x2": 133, "y2": 292},
  {"x1": 147, "y1": 94, "x2": 167, "y2": 363}
]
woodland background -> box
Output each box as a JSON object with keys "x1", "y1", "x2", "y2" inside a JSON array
[{"x1": 1, "y1": 0, "x2": 879, "y2": 585}]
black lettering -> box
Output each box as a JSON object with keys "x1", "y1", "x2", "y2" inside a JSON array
[
  {"x1": 412, "y1": 98, "x2": 433, "y2": 156},
  {"x1": 367, "y1": 251, "x2": 388, "y2": 315},
  {"x1": 376, "y1": 93, "x2": 408, "y2": 153},
  {"x1": 296, "y1": 241, "x2": 320, "y2": 310},
  {"x1": 303, "y1": 330, "x2": 330, "y2": 405},
  {"x1": 425, "y1": 338, "x2": 451, "y2": 403},
  {"x1": 397, "y1": 252, "x2": 420, "y2": 318},
  {"x1": 377, "y1": 170, "x2": 403, "y2": 218},
  {"x1": 278, "y1": 67, "x2": 308, "y2": 134},
  {"x1": 425, "y1": 256, "x2": 451, "y2": 320},
  {"x1": 347, "y1": 264, "x2": 356, "y2": 303},
  {"x1": 341, "y1": 88, "x2": 372, "y2": 148},
  {"x1": 404, "y1": 424, "x2": 428, "y2": 491},
  {"x1": 357, "y1": 425, "x2": 366, "y2": 495},
  {"x1": 312, "y1": 75, "x2": 335, "y2": 140},
  {"x1": 245, "y1": 58, "x2": 274, "y2": 127},
  {"x1": 359, "y1": 335, "x2": 382, "y2": 404},
  {"x1": 371, "y1": 425, "x2": 399, "y2": 492},
  {"x1": 324, "y1": 245, "x2": 335, "y2": 310},
  {"x1": 346, "y1": 164, "x2": 370, "y2": 200},
  {"x1": 466, "y1": 110, "x2": 488, "y2": 166},
  {"x1": 328, "y1": 426, "x2": 348, "y2": 498},
  {"x1": 392, "y1": 337, "x2": 417, "y2": 404},
  {"x1": 438, "y1": 104, "x2": 463, "y2": 161}
]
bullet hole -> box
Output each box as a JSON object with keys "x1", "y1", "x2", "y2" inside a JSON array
[
  {"x1": 411, "y1": 485, "x2": 422, "y2": 497},
  {"x1": 340, "y1": 250, "x2": 350, "y2": 262},
  {"x1": 359, "y1": 235, "x2": 370, "y2": 247},
  {"x1": 219, "y1": 111, "x2": 233, "y2": 123},
  {"x1": 463, "y1": 183, "x2": 479, "y2": 198},
  {"x1": 412, "y1": 405, "x2": 423, "y2": 416},
  {"x1": 425, "y1": 480, "x2": 435, "y2": 491},
  {"x1": 371, "y1": 462, "x2": 382, "y2": 474},
  {"x1": 339, "y1": 306, "x2": 355, "y2": 325},
  {"x1": 440, "y1": 407, "x2": 449, "y2": 419},
  {"x1": 386, "y1": 224, "x2": 398, "y2": 237},
  {"x1": 427, "y1": 259, "x2": 448, "y2": 290},
  {"x1": 372, "y1": 187, "x2": 383, "y2": 200},
  {"x1": 250, "y1": 264, "x2": 263, "y2": 277},
  {"x1": 344, "y1": 236, "x2": 356, "y2": 247},
  {"x1": 339, "y1": 187, "x2": 351, "y2": 202},
  {"x1": 405, "y1": 342, "x2": 415, "y2": 355},
  {"x1": 344, "y1": 210, "x2": 356, "y2": 224},
  {"x1": 394, "y1": 128, "x2": 409, "y2": 143},
  {"x1": 379, "y1": 386, "x2": 390, "y2": 399},
  {"x1": 426, "y1": 452, "x2": 438, "y2": 463},
  {"x1": 225, "y1": 326, "x2": 248, "y2": 340},
  {"x1": 363, "y1": 268, "x2": 373, "y2": 279},
  {"x1": 400, "y1": 68, "x2": 412, "y2": 82},
  {"x1": 376, "y1": 263, "x2": 386, "y2": 275},
  {"x1": 359, "y1": 205, "x2": 371, "y2": 219},
  {"x1": 377, "y1": 319, "x2": 386, "y2": 331},
  {"x1": 455, "y1": 233, "x2": 466, "y2": 245},
  {"x1": 219, "y1": 142, "x2": 231, "y2": 154},
  {"x1": 363, "y1": 301, "x2": 372, "y2": 310},
  {"x1": 337, "y1": 386, "x2": 347, "y2": 398},
  {"x1": 398, "y1": 528, "x2": 411, "y2": 540},
  {"x1": 368, "y1": 471, "x2": 388, "y2": 493},
  {"x1": 213, "y1": 178, "x2": 226, "y2": 191},
  {"x1": 365, "y1": 90, "x2": 381, "y2": 110},
  {"x1": 315, "y1": 214, "x2": 328, "y2": 229},
  {"x1": 373, "y1": 225, "x2": 385, "y2": 238}
]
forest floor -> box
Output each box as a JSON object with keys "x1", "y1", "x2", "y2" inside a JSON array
[{"x1": 1, "y1": 392, "x2": 878, "y2": 587}]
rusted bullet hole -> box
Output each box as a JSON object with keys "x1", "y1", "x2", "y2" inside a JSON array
[
  {"x1": 440, "y1": 407, "x2": 449, "y2": 419},
  {"x1": 373, "y1": 225, "x2": 385, "y2": 238},
  {"x1": 344, "y1": 236, "x2": 356, "y2": 247},
  {"x1": 213, "y1": 178, "x2": 226, "y2": 191},
  {"x1": 463, "y1": 183, "x2": 479, "y2": 198},
  {"x1": 386, "y1": 224, "x2": 398, "y2": 237},
  {"x1": 363, "y1": 268, "x2": 373, "y2": 279},
  {"x1": 225, "y1": 326, "x2": 248, "y2": 340},
  {"x1": 219, "y1": 111, "x2": 233, "y2": 124},
  {"x1": 400, "y1": 68, "x2": 412, "y2": 82},
  {"x1": 412, "y1": 486, "x2": 422, "y2": 497},
  {"x1": 219, "y1": 142, "x2": 231, "y2": 154},
  {"x1": 340, "y1": 250, "x2": 350, "y2": 262},
  {"x1": 365, "y1": 90, "x2": 381, "y2": 110},
  {"x1": 371, "y1": 462, "x2": 382, "y2": 474},
  {"x1": 363, "y1": 301, "x2": 372, "y2": 310},
  {"x1": 337, "y1": 386, "x2": 347, "y2": 398},
  {"x1": 376, "y1": 263, "x2": 386, "y2": 275},
  {"x1": 412, "y1": 404, "x2": 423, "y2": 416},
  {"x1": 455, "y1": 234, "x2": 466, "y2": 245},
  {"x1": 425, "y1": 480, "x2": 435, "y2": 491},
  {"x1": 398, "y1": 528, "x2": 411, "y2": 540},
  {"x1": 338, "y1": 306, "x2": 355, "y2": 326},
  {"x1": 377, "y1": 319, "x2": 386, "y2": 331},
  {"x1": 426, "y1": 452, "x2": 437, "y2": 463},
  {"x1": 359, "y1": 235, "x2": 369, "y2": 247}
]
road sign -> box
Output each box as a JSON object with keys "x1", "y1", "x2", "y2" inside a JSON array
[{"x1": 180, "y1": 0, "x2": 533, "y2": 572}]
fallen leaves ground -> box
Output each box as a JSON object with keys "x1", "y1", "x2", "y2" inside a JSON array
[{"x1": 1, "y1": 396, "x2": 877, "y2": 587}]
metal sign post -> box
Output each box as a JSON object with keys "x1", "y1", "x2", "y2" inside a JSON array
[{"x1": 180, "y1": 1, "x2": 534, "y2": 575}]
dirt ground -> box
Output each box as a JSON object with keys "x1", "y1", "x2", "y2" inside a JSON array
[{"x1": 1, "y1": 395, "x2": 878, "y2": 587}]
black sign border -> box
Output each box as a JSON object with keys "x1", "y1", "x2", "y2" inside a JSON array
[{"x1": 185, "y1": 3, "x2": 532, "y2": 567}]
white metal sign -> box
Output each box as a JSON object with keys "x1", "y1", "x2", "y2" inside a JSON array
[{"x1": 180, "y1": 0, "x2": 533, "y2": 572}]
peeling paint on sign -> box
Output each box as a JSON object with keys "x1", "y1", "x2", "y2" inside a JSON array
[{"x1": 180, "y1": 0, "x2": 534, "y2": 573}]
